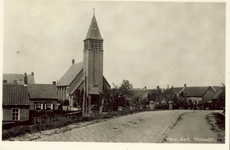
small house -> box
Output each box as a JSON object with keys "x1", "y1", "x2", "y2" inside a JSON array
[
  {"x1": 2, "y1": 84, "x2": 30, "y2": 123},
  {"x1": 27, "y1": 84, "x2": 58, "y2": 111}
]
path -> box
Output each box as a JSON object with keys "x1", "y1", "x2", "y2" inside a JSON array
[
  {"x1": 163, "y1": 110, "x2": 220, "y2": 143},
  {"x1": 34, "y1": 110, "x2": 192, "y2": 142}
]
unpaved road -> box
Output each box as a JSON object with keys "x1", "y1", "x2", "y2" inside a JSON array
[
  {"x1": 9, "y1": 110, "x2": 221, "y2": 143},
  {"x1": 34, "y1": 110, "x2": 192, "y2": 142},
  {"x1": 163, "y1": 110, "x2": 222, "y2": 143}
]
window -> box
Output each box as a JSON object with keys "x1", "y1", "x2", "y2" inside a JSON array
[
  {"x1": 35, "y1": 103, "x2": 43, "y2": 110},
  {"x1": 3, "y1": 80, "x2": 7, "y2": 84},
  {"x1": 46, "y1": 103, "x2": 51, "y2": 110},
  {"x1": 12, "y1": 108, "x2": 20, "y2": 121}
]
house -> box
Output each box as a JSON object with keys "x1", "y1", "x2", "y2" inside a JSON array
[
  {"x1": 27, "y1": 84, "x2": 58, "y2": 111},
  {"x1": 57, "y1": 14, "x2": 110, "y2": 115},
  {"x1": 181, "y1": 86, "x2": 216, "y2": 104},
  {"x1": 3, "y1": 72, "x2": 35, "y2": 84},
  {"x1": 2, "y1": 84, "x2": 30, "y2": 123},
  {"x1": 212, "y1": 86, "x2": 225, "y2": 109}
]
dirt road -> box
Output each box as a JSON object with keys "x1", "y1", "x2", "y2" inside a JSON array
[
  {"x1": 163, "y1": 110, "x2": 221, "y2": 143},
  {"x1": 8, "y1": 110, "x2": 220, "y2": 143},
  {"x1": 34, "y1": 110, "x2": 192, "y2": 142}
]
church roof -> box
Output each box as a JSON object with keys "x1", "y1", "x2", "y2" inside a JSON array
[
  {"x1": 85, "y1": 15, "x2": 103, "y2": 40},
  {"x1": 58, "y1": 62, "x2": 83, "y2": 86}
]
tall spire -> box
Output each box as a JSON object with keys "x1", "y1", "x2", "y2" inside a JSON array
[{"x1": 84, "y1": 13, "x2": 103, "y2": 40}]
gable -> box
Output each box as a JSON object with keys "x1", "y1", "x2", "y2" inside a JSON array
[
  {"x1": 58, "y1": 62, "x2": 83, "y2": 86},
  {"x1": 212, "y1": 87, "x2": 223, "y2": 99}
]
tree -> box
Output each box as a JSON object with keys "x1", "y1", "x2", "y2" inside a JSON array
[
  {"x1": 118, "y1": 80, "x2": 133, "y2": 97},
  {"x1": 99, "y1": 80, "x2": 134, "y2": 111}
]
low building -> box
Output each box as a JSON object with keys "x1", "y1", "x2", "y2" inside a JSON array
[
  {"x1": 2, "y1": 84, "x2": 30, "y2": 123},
  {"x1": 27, "y1": 84, "x2": 58, "y2": 111}
]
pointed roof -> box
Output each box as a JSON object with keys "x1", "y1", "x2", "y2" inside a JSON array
[
  {"x1": 57, "y1": 62, "x2": 83, "y2": 86},
  {"x1": 85, "y1": 15, "x2": 103, "y2": 40}
]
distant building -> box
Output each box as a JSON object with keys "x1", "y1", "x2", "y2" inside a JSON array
[
  {"x1": 27, "y1": 84, "x2": 58, "y2": 111},
  {"x1": 2, "y1": 84, "x2": 30, "y2": 123},
  {"x1": 3, "y1": 72, "x2": 35, "y2": 84},
  {"x1": 57, "y1": 14, "x2": 110, "y2": 115},
  {"x1": 172, "y1": 84, "x2": 216, "y2": 104}
]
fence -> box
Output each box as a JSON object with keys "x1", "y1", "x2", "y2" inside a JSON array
[{"x1": 32, "y1": 111, "x2": 82, "y2": 124}]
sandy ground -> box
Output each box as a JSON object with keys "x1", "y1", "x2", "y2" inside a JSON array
[{"x1": 163, "y1": 110, "x2": 222, "y2": 143}]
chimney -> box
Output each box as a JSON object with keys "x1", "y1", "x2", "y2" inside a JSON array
[
  {"x1": 167, "y1": 84, "x2": 169, "y2": 89},
  {"x1": 53, "y1": 81, "x2": 56, "y2": 86},
  {"x1": 184, "y1": 84, "x2": 186, "y2": 88},
  {"x1": 24, "y1": 73, "x2": 28, "y2": 85},
  {"x1": 157, "y1": 86, "x2": 159, "y2": 89},
  {"x1": 72, "y1": 59, "x2": 75, "y2": 65},
  {"x1": 144, "y1": 86, "x2": 147, "y2": 90},
  {"x1": 31, "y1": 72, "x2": 34, "y2": 76}
]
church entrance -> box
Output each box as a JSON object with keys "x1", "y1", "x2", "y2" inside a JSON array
[{"x1": 90, "y1": 95, "x2": 101, "y2": 112}]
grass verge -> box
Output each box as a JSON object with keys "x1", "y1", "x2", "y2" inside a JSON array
[{"x1": 206, "y1": 112, "x2": 225, "y2": 143}]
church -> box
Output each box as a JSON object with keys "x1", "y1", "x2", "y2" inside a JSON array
[{"x1": 57, "y1": 13, "x2": 110, "y2": 115}]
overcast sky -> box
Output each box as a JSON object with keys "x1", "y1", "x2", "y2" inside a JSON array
[{"x1": 3, "y1": 1, "x2": 226, "y2": 89}]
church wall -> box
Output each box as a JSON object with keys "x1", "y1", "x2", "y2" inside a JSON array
[
  {"x1": 97, "y1": 50, "x2": 103, "y2": 90},
  {"x1": 87, "y1": 50, "x2": 95, "y2": 92}
]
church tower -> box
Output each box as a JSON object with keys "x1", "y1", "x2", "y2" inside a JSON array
[{"x1": 83, "y1": 13, "x2": 104, "y2": 115}]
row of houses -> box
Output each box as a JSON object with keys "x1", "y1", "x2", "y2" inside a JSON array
[
  {"x1": 3, "y1": 72, "x2": 224, "y2": 124},
  {"x1": 133, "y1": 84, "x2": 224, "y2": 106},
  {"x1": 2, "y1": 73, "x2": 58, "y2": 124}
]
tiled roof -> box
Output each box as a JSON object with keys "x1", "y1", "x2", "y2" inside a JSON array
[
  {"x1": 3, "y1": 84, "x2": 29, "y2": 105},
  {"x1": 182, "y1": 86, "x2": 211, "y2": 97},
  {"x1": 85, "y1": 15, "x2": 103, "y2": 40},
  {"x1": 172, "y1": 87, "x2": 184, "y2": 94},
  {"x1": 3, "y1": 73, "x2": 35, "y2": 84},
  {"x1": 212, "y1": 87, "x2": 223, "y2": 99},
  {"x1": 57, "y1": 62, "x2": 83, "y2": 86},
  {"x1": 28, "y1": 84, "x2": 57, "y2": 99},
  {"x1": 69, "y1": 77, "x2": 84, "y2": 95},
  {"x1": 132, "y1": 89, "x2": 153, "y2": 98}
]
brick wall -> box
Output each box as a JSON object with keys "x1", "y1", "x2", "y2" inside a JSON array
[{"x1": 2, "y1": 105, "x2": 29, "y2": 121}]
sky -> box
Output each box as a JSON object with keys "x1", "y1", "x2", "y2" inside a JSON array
[{"x1": 3, "y1": 1, "x2": 226, "y2": 89}]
